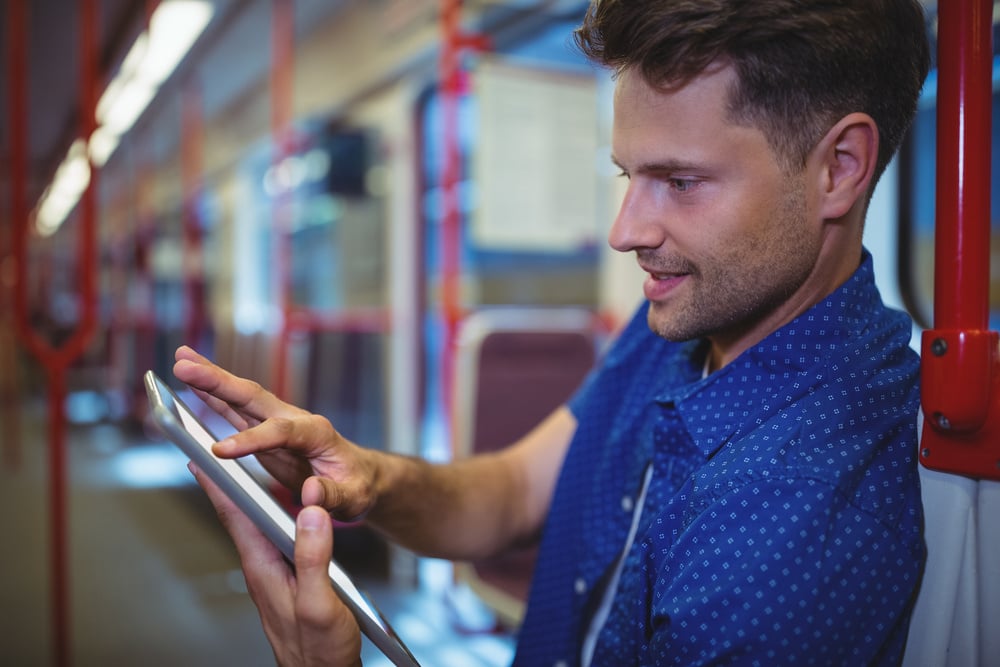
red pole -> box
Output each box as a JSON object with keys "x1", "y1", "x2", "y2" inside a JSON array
[
  {"x1": 0, "y1": 255, "x2": 20, "y2": 469},
  {"x1": 69, "y1": 0, "x2": 99, "y2": 364},
  {"x1": 3, "y1": 0, "x2": 27, "y2": 471},
  {"x1": 272, "y1": 0, "x2": 294, "y2": 398},
  {"x1": 47, "y1": 368, "x2": 70, "y2": 667},
  {"x1": 439, "y1": 0, "x2": 462, "y2": 433},
  {"x1": 437, "y1": 1, "x2": 489, "y2": 455},
  {"x1": 126, "y1": 126, "x2": 156, "y2": 410},
  {"x1": 53, "y1": 2, "x2": 98, "y2": 664},
  {"x1": 934, "y1": 0, "x2": 992, "y2": 330},
  {"x1": 920, "y1": 0, "x2": 1000, "y2": 479},
  {"x1": 8, "y1": 0, "x2": 101, "y2": 662},
  {"x1": 9, "y1": 0, "x2": 39, "y2": 362},
  {"x1": 182, "y1": 83, "x2": 207, "y2": 348}
]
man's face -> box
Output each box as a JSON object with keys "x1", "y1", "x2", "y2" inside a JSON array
[{"x1": 610, "y1": 64, "x2": 823, "y2": 365}]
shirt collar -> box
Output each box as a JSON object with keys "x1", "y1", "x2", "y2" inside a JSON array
[{"x1": 655, "y1": 249, "x2": 881, "y2": 458}]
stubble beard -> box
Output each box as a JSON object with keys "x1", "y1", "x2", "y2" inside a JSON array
[{"x1": 644, "y1": 182, "x2": 817, "y2": 348}]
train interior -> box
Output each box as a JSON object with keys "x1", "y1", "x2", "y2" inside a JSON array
[{"x1": 1, "y1": 1, "x2": 998, "y2": 665}]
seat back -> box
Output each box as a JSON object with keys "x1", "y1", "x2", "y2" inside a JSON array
[
  {"x1": 451, "y1": 307, "x2": 601, "y2": 626},
  {"x1": 902, "y1": 412, "x2": 1000, "y2": 666}
]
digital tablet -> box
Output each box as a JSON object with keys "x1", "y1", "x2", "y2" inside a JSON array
[{"x1": 144, "y1": 370, "x2": 420, "y2": 667}]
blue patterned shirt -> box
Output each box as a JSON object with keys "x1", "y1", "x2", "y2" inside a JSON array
[{"x1": 513, "y1": 251, "x2": 924, "y2": 666}]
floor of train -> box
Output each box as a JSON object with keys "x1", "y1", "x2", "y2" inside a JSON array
[{"x1": 0, "y1": 394, "x2": 515, "y2": 667}]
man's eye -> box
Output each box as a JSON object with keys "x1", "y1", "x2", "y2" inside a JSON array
[
  {"x1": 669, "y1": 179, "x2": 693, "y2": 192},
  {"x1": 616, "y1": 169, "x2": 630, "y2": 180}
]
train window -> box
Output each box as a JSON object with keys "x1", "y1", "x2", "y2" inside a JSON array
[{"x1": 898, "y1": 5, "x2": 1000, "y2": 330}]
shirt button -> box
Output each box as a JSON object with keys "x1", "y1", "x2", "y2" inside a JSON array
[
  {"x1": 574, "y1": 577, "x2": 587, "y2": 595},
  {"x1": 554, "y1": 661, "x2": 568, "y2": 667},
  {"x1": 621, "y1": 495, "x2": 634, "y2": 512}
]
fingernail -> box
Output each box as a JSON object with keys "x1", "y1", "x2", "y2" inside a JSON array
[{"x1": 298, "y1": 507, "x2": 325, "y2": 532}]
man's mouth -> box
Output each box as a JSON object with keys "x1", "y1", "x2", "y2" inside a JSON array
[
  {"x1": 649, "y1": 271, "x2": 686, "y2": 280},
  {"x1": 642, "y1": 270, "x2": 690, "y2": 301}
]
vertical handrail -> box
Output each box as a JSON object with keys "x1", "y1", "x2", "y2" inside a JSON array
[
  {"x1": 438, "y1": 0, "x2": 488, "y2": 456},
  {"x1": 271, "y1": 0, "x2": 295, "y2": 399},
  {"x1": 134, "y1": 115, "x2": 158, "y2": 410},
  {"x1": 0, "y1": 241, "x2": 21, "y2": 470},
  {"x1": 920, "y1": 0, "x2": 1000, "y2": 479},
  {"x1": 7, "y1": 0, "x2": 101, "y2": 664},
  {"x1": 935, "y1": 0, "x2": 991, "y2": 330},
  {"x1": 182, "y1": 82, "x2": 207, "y2": 349},
  {"x1": 8, "y1": 0, "x2": 31, "y2": 359},
  {"x1": 2, "y1": 0, "x2": 27, "y2": 471},
  {"x1": 439, "y1": 0, "x2": 463, "y2": 434}
]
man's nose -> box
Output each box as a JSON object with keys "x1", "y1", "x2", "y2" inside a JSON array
[{"x1": 608, "y1": 180, "x2": 664, "y2": 253}]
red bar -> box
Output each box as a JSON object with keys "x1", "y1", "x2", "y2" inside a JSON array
[
  {"x1": 8, "y1": 0, "x2": 102, "y2": 662},
  {"x1": 9, "y1": 0, "x2": 39, "y2": 360},
  {"x1": 439, "y1": 0, "x2": 463, "y2": 427},
  {"x1": 437, "y1": 0, "x2": 489, "y2": 455},
  {"x1": 48, "y1": 368, "x2": 70, "y2": 667},
  {"x1": 182, "y1": 83, "x2": 206, "y2": 347},
  {"x1": 4, "y1": 0, "x2": 27, "y2": 471},
  {"x1": 272, "y1": 0, "x2": 294, "y2": 398},
  {"x1": 134, "y1": 156, "x2": 157, "y2": 404},
  {"x1": 920, "y1": 0, "x2": 1000, "y2": 480},
  {"x1": 934, "y1": 0, "x2": 992, "y2": 330},
  {"x1": 65, "y1": 0, "x2": 99, "y2": 363}
]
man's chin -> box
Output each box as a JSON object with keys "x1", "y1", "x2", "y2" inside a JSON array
[{"x1": 646, "y1": 305, "x2": 698, "y2": 343}]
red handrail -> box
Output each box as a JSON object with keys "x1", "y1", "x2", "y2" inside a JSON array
[
  {"x1": 920, "y1": 0, "x2": 1000, "y2": 480},
  {"x1": 8, "y1": 0, "x2": 100, "y2": 664},
  {"x1": 2, "y1": 0, "x2": 26, "y2": 471},
  {"x1": 439, "y1": 0, "x2": 462, "y2": 435},
  {"x1": 438, "y1": 0, "x2": 489, "y2": 454},
  {"x1": 272, "y1": 0, "x2": 295, "y2": 398},
  {"x1": 182, "y1": 82, "x2": 208, "y2": 349}
]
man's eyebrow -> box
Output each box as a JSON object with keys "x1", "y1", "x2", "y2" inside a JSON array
[{"x1": 610, "y1": 155, "x2": 706, "y2": 174}]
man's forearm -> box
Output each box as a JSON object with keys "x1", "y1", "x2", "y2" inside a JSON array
[
  {"x1": 365, "y1": 450, "x2": 530, "y2": 560},
  {"x1": 363, "y1": 407, "x2": 576, "y2": 560}
]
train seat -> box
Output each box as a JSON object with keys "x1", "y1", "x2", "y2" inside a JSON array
[
  {"x1": 902, "y1": 413, "x2": 1000, "y2": 666},
  {"x1": 450, "y1": 307, "x2": 602, "y2": 628}
]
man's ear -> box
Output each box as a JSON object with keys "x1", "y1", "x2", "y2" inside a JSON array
[{"x1": 812, "y1": 112, "x2": 878, "y2": 220}]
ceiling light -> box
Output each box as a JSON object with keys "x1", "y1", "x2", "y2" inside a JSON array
[{"x1": 34, "y1": 0, "x2": 214, "y2": 234}]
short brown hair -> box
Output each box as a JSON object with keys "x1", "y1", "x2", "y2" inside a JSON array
[{"x1": 575, "y1": 0, "x2": 930, "y2": 184}]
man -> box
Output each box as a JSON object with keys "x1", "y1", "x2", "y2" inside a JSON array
[{"x1": 175, "y1": 0, "x2": 931, "y2": 664}]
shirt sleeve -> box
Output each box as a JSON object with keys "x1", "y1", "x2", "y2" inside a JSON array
[{"x1": 642, "y1": 475, "x2": 921, "y2": 666}]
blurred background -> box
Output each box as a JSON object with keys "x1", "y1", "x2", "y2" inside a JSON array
[{"x1": 0, "y1": 0, "x2": 994, "y2": 665}]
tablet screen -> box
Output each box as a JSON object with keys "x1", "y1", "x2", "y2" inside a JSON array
[{"x1": 144, "y1": 370, "x2": 420, "y2": 667}]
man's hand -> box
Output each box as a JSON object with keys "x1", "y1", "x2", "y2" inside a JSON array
[
  {"x1": 173, "y1": 345, "x2": 574, "y2": 565},
  {"x1": 173, "y1": 346, "x2": 378, "y2": 521},
  {"x1": 191, "y1": 463, "x2": 363, "y2": 667}
]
